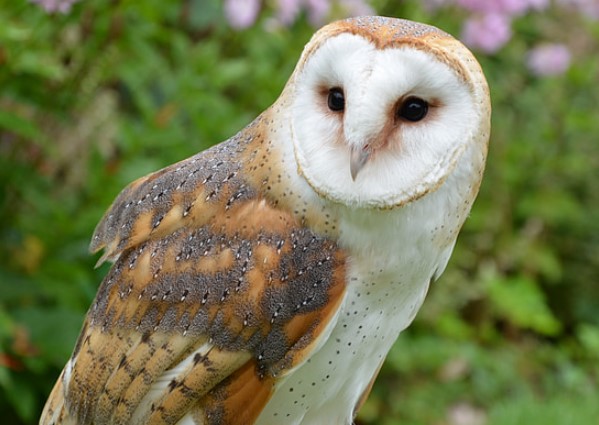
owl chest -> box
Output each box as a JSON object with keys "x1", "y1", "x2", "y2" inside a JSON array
[
  {"x1": 256, "y1": 260, "x2": 433, "y2": 425},
  {"x1": 253, "y1": 186, "x2": 457, "y2": 424}
]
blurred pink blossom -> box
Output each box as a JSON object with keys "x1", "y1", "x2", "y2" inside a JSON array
[
  {"x1": 526, "y1": 0, "x2": 551, "y2": 10},
  {"x1": 527, "y1": 44, "x2": 572, "y2": 76},
  {"x1": 305, "y1": 0, "x2": 331, "y2": 25},
  {"x1": 272, "y1": 0, "x2": 374, "y2": 28},
  {"x1": 224, "y1": 0, "x2": 262, "y2": 29},
  {"x1": 559, "y1": 0, "x2": 599, "y2": 19},
  {"x1": 30, "y1": 0, "x2": 79, "y2": 13},
  {"x1": 275, "y1": 0, "x2": 336, "y2": 26},
  {"x1": 461, "y1": 13, "x2": 512, "y2": 53},
  {"x1": 339, "y1": 0, "x2": 376, "y2": 17},
  {"x1": 276, "y1": 0, "x2": 303, "y2": 25},
  {"x1": 457, "y1": 0, "x2": 523, "y2": 14},
  {"x1": 457, "y1": 0, "x2": 548, "y2": 15}
]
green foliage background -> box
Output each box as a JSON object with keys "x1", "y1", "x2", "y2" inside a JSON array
[{"x1": 1, "y1": 1, "x2": 598, "y2": 424}]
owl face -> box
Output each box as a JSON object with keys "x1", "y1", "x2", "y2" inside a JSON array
[{"x1": 290, "y1": 18, "x2": 490, "y2": 209}]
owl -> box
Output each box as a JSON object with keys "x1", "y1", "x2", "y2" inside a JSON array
[{"x1": 40, "y1": 16, "x2": 490, "y2": 425}]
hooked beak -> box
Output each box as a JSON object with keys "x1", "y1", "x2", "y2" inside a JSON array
[{"x1": 350, "y1": 146, "x2": 371, "y2": 181}]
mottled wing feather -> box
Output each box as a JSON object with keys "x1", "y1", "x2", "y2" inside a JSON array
[
  {"x1": 196, "y1": 359, "x2": 276, "y2": 425},
  {"x1": 41, "y1": 133, "x2": 347, "y2": 425},
  {"x1": 90, "y1": 132, "x2": 259, "y2": 265}
]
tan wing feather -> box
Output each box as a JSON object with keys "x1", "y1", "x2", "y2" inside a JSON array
[
  {"x1": 41, "y1": 125, "x2": 347, "y2": 425},
  {"x1": 89, "y1": 120, "x2": 266, "y2": 265}
]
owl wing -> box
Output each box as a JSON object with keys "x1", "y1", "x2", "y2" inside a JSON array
[{"x1": 40, "y1": 136, "x2": 347, "y2": 425}]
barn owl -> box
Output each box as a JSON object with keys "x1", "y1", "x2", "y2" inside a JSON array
[{"x1": 41, "y1": 16, "x2": 490, "y2": 425}]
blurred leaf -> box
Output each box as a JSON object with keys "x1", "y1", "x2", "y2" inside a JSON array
[
  {"x1": 487, "y1": 275, "x2": 561, "y2": 336},
  {"x1": 10, "y1": 51, "x2": 65, "y2": 80},
  {"x1": 1, "y1": 373, "x2": 37, "y2": 422},
  {"x1": 11, "y1": 235, "x2": 45, "y2": 275},
  {"x1": 0, "y1": 272, "x2": 40, "y2": 303},
  {"x1": 488, "y1": 393, "x2": 599, "y2": 425},
  {"x1": 0, "y1": 110, "x2": 41, "y2": 140},
  {"x1": 517, "y1": 190, "x2": 583, "y2": 227},
  {"x1": 0, "y1": 21, "x2": 31, "y2": 42},
  {"x1": 577, "y1": 324, "x2": 599, "y2": 357},
  {"x1": 12, "y1": 307, "x2": 82, "y2": 368}
]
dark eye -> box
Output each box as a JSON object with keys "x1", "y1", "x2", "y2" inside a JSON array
[
  {"x1": 398, "y1": 97, "x2": 429, "y2": 122},
  {"x1": 327, "y1": 87, "x2": 345, "y2": 112}
]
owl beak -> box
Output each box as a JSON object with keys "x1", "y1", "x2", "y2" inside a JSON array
[{"x1": 350, "y1": 146, "x2": 370, "y2": 181}]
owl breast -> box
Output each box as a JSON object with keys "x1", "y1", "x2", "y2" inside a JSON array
[
  {"x1": 253, "y1": 197, "x2": 462, "y2": 424},
  {"x1": 254, "y1": 253, "x2": 437, "y2": 425}
]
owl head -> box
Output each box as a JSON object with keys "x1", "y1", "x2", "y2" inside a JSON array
[{"x1": 288, "y1": 16, "x2": 491, "y2": 210}]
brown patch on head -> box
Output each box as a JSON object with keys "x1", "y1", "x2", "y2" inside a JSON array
[
  {"x1": 293, "y1": 16, "x2": 477, "y2": 93},
  {"x1": 332, "y1": 16, "x2": 450, "y2": 48}
]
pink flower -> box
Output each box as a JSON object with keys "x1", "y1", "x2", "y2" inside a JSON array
[
  {"x1": 559, "y1": 0, "x2": 599, "y2": 20},
  {"x1": 339, "y1": 0, "x2": 376, "y2": 17},
  {"x1": 306, "y1": 0, "x2": 331, "y2": 25},
  {"x1": 30, "y1": 0, "x2": 79, "y2": 13},
  {"x1": 461, "y1": 13, "x2": 512, "y2": 53},
  {"x1": 224, "y1": 0, "x2": 262, "y2": 29},
  {"x1": 276, "y1": 0, "x2": 303, "y2": 25},
  {"x1": 275, "y1": 0, "x2": 373, "y2": 27},
  {"x1": 526, "y1": 0, "x2": 550, "y2": 10},
  {"x1": 527, "y1": 44, "x2": 572, "y2": 76},
  {"x1": 456, "y1": 0, "x2": 548, "y2": 15}
]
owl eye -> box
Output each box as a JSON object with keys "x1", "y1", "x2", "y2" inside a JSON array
[
  {"x1": 327, "y1": 88, "x2": 345, "y2": 112},
  {"x1": 398, "y1": 97, "x2": 428, "y2": 122}
]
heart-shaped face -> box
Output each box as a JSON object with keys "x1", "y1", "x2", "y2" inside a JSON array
[{"x1": 290, "y1": 17, "x2": 490, "y2": 210}]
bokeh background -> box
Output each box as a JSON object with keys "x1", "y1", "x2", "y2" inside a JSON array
[{"x1": 1, "y1": 1, "x2": 598, "y2": 424}]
